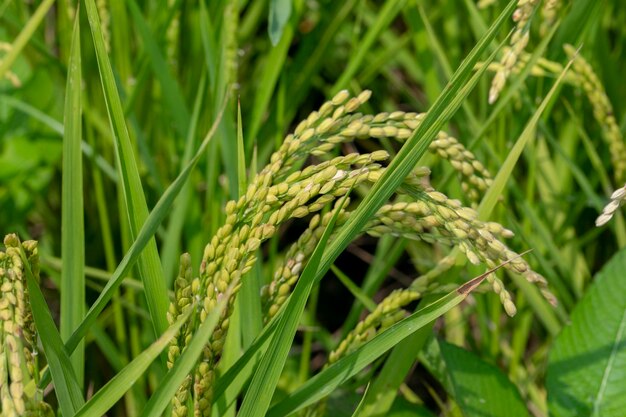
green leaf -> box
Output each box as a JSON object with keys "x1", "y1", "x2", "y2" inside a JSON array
[
  {"x1": 353, "y1": 323, "x2": 434, "y2": 417},
  {"x1": 331, "y1": 0, "x2": 406, "y2": 94},
  {"x1": 84, "y1": 0, "x2": 170, "y2": 338},
  {"x1": 247, "y1": 4, "x2": 297, "y2": 149},
  {"x1": 126, "y1": 0, "x2": 190, "y2": 139},
  {"x1": 18, "y1": 241, "x2": 84, "y2": 416},
  {"x1": 61, "y1": 9, "x2": 85, "y2": 386},
  {"x1": 439, "y1": 341, "x2": 530, "y2": 417},
  {"x1": 476, "y1": 48, "x2": 575, "y2": 223},
  {"x1": 547, "y1": 247, "x2": 626, "y2": 417},
  {"x1": 315, "y1": 0, "x2": 518, "y2": 299},
  {"x1": 0, "y1": 0, "x2": 55, "y2": 80},
  {"x1": 237, "y1": 99, "x2": 247, "y2": 196},
  {"x1": 38, "y1": 87, "x2": 229, "y2": 390},
  {"x1": 386, "y1": 397, "x2": 436, "y2": 417},
  {"x1": 161, "y1": 74, "x2": 207, "y2": 286},
  {"x1": 267, "y1": 274, "x2": 489, "y2": 417},
  {"x1": 74, "y1": 308, "x2": 193, "y2": 417},
  {"x1": 140, "y1": 285, "x2": 231, "y2": 417},
  {"x1": 237, "y1": 195, "x2": 349, "y2": 417},
  {"x1": 268, "y1": 0, "x2": 292, "y2": 46}
]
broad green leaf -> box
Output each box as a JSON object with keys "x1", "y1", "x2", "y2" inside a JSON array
[
  {"x1": 84, "y1": 0, "x2": 170, "y2": 338},
  {"x1": 74, "y1": 308, "x2": 193, "y2": 417},
  {"x1": 268, "y1": 0, "x2": 292, "y2": 46},
  {"x1": 547, "y1": 247, "x2": 626, "y2": 417},
  {"x1": 439, "y1": 341, "x2": 530, "y2": 417},
  {"x1": 267, "y1": 274, "x2": 488, "y2": 417},
  {"x1": 61, "y1": 10, "x2": 85, "y2": 385},
  {"x1": 237, "y1": 195, "x2": 349, "y2": 417},
  {"x1": 18, "y1": 241, "x2": 84, "y2": 416}
]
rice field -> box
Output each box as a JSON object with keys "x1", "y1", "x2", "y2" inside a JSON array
[{"x1": 1, "y1": 1, "x2": 625, "y2": 416}]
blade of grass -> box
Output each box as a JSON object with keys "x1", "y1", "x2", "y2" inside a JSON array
[
  {"x1": 267, "y1": 273, "x2": 490, "y2": 417},
  {"x1": 245, "y1": 3, "x2": 300, "y2": 151},
  {"x1": 212, "y1": 311, "x2": 280, "y2": 406},
  {"x1": 316, "y1": 0, "x2": 518, "y2": 289},
  {"x1": 268, "y1": 0, "x2": 292, "y2": 46},
  {"x1": 126, "y1": 0, "x2": 190, "y2": 139},
  {"x1": 331, "y1": 0, "x2": 407, "y2": 94},
  {"x1": 237, "y1": 99, "x2": 247, "y2": 195},
  {"x1": 38, "y1": 90, "x2": 230, "y2": 389},
  {"x1": 61, "y1": 10, "x2": 85, "y2": 386},
  {"x1": 17, "y1": 240, "x2": 84, "y2": 416},
  {"x1": 0, "y1": 0, "x2": 55, "y2": 80},
  {"x1": 354, "y1": 324, "x2": 435, "y2": 417},
  {"x1": 331, "y1": 264, "x2": 377, "y2": 312},
  {"x1": 139, "y1": 284, "x2": 232, "y2": 417},
  {"x1": 0, "y1": 94, "x2": 118, "y2": 181},
  {"x1": 235, "y1": 99, "x2": 263, "y2": 348},
  {"x1": 74, "y1": 307, "x2": 193, "y2": 417},
  {"x1": 237, "y1": 194, "x2": 349, "y2": 417},
  {"x1": 84, "y1": 0, "x2": 170, "y2": 338},
  {"x1": 161, "y1": 74, "x2": 207, "y2": 285},
  {"x1": 477, "y1": 51, "x2": 575, "y2": 219}
]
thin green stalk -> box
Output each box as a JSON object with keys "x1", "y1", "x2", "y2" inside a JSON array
[{"x1": 0, "y1": 0, "x2": 55, "y2": 80}]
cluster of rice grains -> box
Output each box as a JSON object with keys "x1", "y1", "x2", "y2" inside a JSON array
[
  {"x1": 596, "y1": 185, "x2": 626, "y2": 227},
  {"x1": 488, "y1": 0, "x2": 540, "y2": 104},
  {"x1": 0, "y1": 235, "x2": 53, "y2": 417},
  {"x1": 563, "y1": 44, "x2": 626, "y2": 185},
  {"x1": 487, "y1": 0, "x2": 565, "y2": 104},
  {"x1": 166, "y1": 91, "x2": 553, "y2": 416}
]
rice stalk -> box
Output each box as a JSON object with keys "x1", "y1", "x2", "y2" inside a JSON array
[
  {"x1": 489, "y1": 0, "x2": 540, "y2": 104},
  {"x1": 0, "y1": 235, "x2": 54, "y2": 417},
  {"x1": 165, "y1": 91, "x2": 555, "y2": 416}
]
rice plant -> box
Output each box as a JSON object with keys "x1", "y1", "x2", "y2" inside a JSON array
[{"x1": 1, "y1": 0, "x2": 625, "y2": 416}]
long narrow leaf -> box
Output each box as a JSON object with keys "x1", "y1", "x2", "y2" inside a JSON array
[
  {"x1": 18, "y1": 241, "x2": 84, "y2": 416},
  {"x1": 267, "y1": 274, "x2": 489, "y2": 417},
  {"x1": 61, "y1": 10, "x2": 85, "y2": 385},
  {"x1": 237, "y1": 195, "x2": 349, "y2": 417},
  {"x1": 477, "y1": 51, "x2": 575, "y2": 221},
  {"x1": 84, "y1": 0, "x2": 170, "y2": 337},
  {"x1": 316, "y1": 0, "x2": 518, "y2": 298},
  {"x1": 38, "y1": 90, "x2": 229, "y2": 389},
  {"x1": 0, "y1": 0, "x2": 55, "y2": 79},
  {"x1": 140, "y1": 284, "x2": 232, "y2": 417},
  {"x1": 126, "y1": 0, "x2": 190, "y2": 138},
  {"x1": 74, "y1": 307, "x2": 193, "y2": 417},
  {"x1": 268, "y1": 0, "x2": 292, "y2": 46}
]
